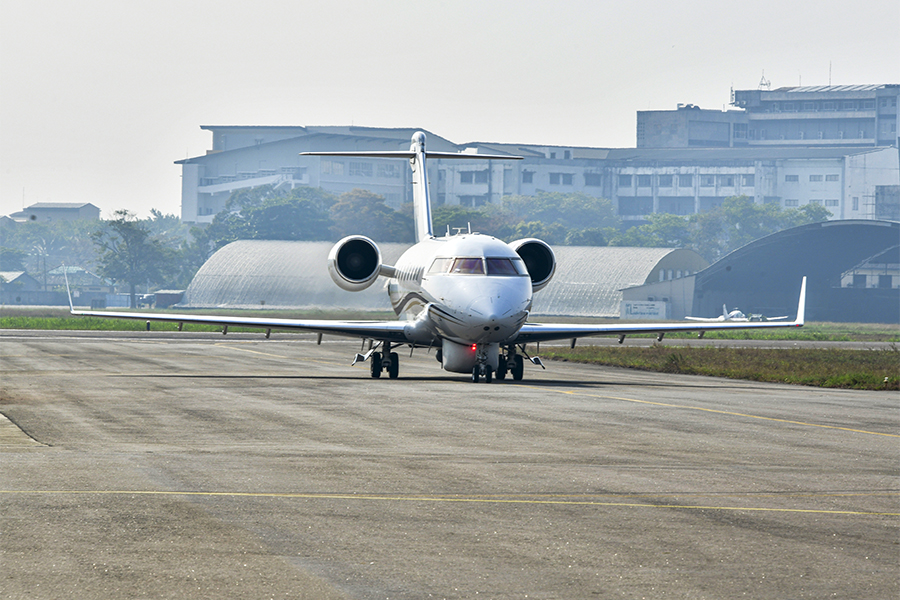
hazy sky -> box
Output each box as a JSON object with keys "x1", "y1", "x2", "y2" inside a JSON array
[{"x1": 2, "y1": 0, "x2": 898, "y2": 219}]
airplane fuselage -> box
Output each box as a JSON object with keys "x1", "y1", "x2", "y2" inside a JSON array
[{"x1": 386, "y1": 233, "x2": 533, "y2": 372}]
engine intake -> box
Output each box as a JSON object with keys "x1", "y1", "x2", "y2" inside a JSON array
[
  {"x1": 328, "y1": 236, "x2": 383, "y2": 291},
  {"x1": 509, "y1": 238, "x2": 556, "y2": 292}
]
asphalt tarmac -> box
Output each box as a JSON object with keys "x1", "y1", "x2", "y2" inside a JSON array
[{"x1": 2, "y1": 330, "x2": 898, "y2": 599}]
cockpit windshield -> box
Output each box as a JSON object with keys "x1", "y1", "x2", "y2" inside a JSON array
[{"x1": 427, "y1": 257, "x2": 528, "y2": 276}]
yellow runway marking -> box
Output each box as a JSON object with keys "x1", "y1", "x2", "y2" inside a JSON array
[
  {"x1": 1, "y1": 489, "x2": 897, "y2": 516},
  {"x1": 522, "y1": 386, "x2": 899, "y2": 438}
]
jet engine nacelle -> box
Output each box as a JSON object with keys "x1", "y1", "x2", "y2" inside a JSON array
[
  {"x1": 328, "y1": 235, "x2": 384, "y2": 292},
  {"x1": 508, "y1": 238, "x2": 556, "y2": 292}
]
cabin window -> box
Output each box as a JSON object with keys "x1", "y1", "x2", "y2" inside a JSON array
[
  {"x1": 486, "y1": 257, "x2": 528, "y2": 276},
  {"x1": 428, "y1": 257, "x2": 454, "y2": 274},
  {"x1": 451, "y1": 258, "x2": 485, "y2": 275}
]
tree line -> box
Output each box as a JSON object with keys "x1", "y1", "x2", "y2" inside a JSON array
[{"x1": 1, "y1": 185, "x2": 831, "y2": 307}]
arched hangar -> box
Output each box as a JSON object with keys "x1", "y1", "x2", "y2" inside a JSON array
[
  {"x1": 691, "y1": 220, "x2": 898, "y2": 323},
  {"x1": 620, "y1": 219, "x2": 899, "y2": 323},
  {"x1": 180, "y1": 240, "x2": 707, "y2": 318}
]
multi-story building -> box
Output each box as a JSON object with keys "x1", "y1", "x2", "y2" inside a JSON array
[
  {"x1": 732, "y1": 85, "x2": 898, "y2": 147},
  {"x1": 638, "y1": 85, "x2": 899, "y2": 149},
  {"x1": 178, "y1": 125, "x2": 899, "y2": 225},
  {"x1": 636, "y1": 104, "x2": 749, "y2": 148}
]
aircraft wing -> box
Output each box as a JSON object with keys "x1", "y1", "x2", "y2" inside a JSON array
[
  {"x1": 513, "y1": 277, "x2": 806, "y2": 345},
  {"x1": 67, "y1": 307, "x2": 412, "y2": 343},
  {"x1": 684, "y1": 316, "x2": 724, "y2": 322}
]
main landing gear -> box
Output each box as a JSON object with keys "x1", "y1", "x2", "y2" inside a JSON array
[
  {"x1": 471, "y1": 344, "x2": 527, "y2": 383},
  {"x1": 365, "y1": 342, "x2": 399, "y2": 379}
]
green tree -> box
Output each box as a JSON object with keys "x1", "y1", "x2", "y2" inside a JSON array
[
  {"x1": 501, "y1": 192, "x2": 620, "y2": 232},
  {"x1": 91, "y1": 210, "x2": 174, "y2": 307},
  {"x1": 203, "y1": 186, "x2": 337, "y2": 251},
  {"x1": 330, "y1": 189, "x2": 414, "y2": 242},
  {"x1": 0, "y1": 247, "x2": 28, "y2": 271},
  {"x1": 432, "y1": 205, "x2": 489, "y2": 236},
  {"x1": 610, "y1": 196, "x2": 832, "y2": 261}
]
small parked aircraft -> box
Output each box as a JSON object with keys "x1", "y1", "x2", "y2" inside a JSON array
[
  {"x1": 686, "y1": 305, "x2": 789, "y2": 322},
  {"x1": 68, "y1": 132, "x2": 806, "y2": 382}
]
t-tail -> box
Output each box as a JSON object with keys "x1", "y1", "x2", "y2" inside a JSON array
[
  {"x1": 408, "y1": 132, "x2": 433, "y2": 242},
  {"x1": 301, "y1": 132, "x2": 521, "y2": 243}
]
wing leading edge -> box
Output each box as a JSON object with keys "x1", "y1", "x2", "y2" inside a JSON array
[{"x1": 513, "y1": 277, "x2": 807, "y2": 344}]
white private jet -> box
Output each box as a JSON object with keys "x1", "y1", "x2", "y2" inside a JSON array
[
  {"x1": 68, "y1": 132, "x2": 806, "y2": 382},
  {"x1": 686, "y1": 305, "x2": 790, "y2": 322}
]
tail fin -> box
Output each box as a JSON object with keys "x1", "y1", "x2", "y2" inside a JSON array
[
  {"x1": 408, "y1": 132, "x2": 433, "y2": 241},
  {"x1": 301, "y1": 132, "x2": 521, "y2": 243},
  {"x1": 794, "y1": 276, "x2": 807, "y2": 326}
]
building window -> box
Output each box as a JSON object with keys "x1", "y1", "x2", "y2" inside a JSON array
[
  {"x1": 803, "y1": 102, "x2": 816, "y2": 111},
  {"x1": 618, "y1": 174, "x2": 632, "y2": 187},
  {"x1": 863, "y1": 100, "x2": 875, "y2": 110},
  {"x1": 584, "y1": 173, "x2": 602, "y2": 187},
  {"x1": 809, "y1": 199, "x2": 823, "y2": 205},
  {"x1": 878, "y1": 275, "x2": 892, "y2": 288},
  {"x1": 700, "y1": 175, "x2": 716, "y2": 187},
  {"x1": 349, "y1": 162, "x2": 373, "y2": 177},
  {"x1": 733, "y1": 123, "x2": 748, "y2": 139},
  {"x1": 321, "y1": 160, "x2": 344, "y2": 176},
  {"x1": 825, "y1": 199, "x2": 839, "y2": 207},
  {"x1": 637, "y1": 175, "x2": 652, "y2": 187},
  {"x1": 522, "y1": 171, "x2": 534, "y2": 184},
  {"x1": 852, "y1": 197, "x2": 859, "y2": 211},
  {"x1": 377, "y1": 164, "x2": 401, "y2": 178},
  {"x1": 741, "y1": 174, "x2": 755, "y2": 186},
  {"x1": 550, "y1": 173, "x2": 573, "y2": 185},
  {"x1": 825, "y1": 174, "x2": 839, "y2": 182},
  {"x1": 785, "y1": 174, "x2": 799, "y2": 183},
  {"x1": 717, "y1": 175, "x2": 734, "y2": 187},
  {"x1": 809, "y1": 174, "x2": 823, "y2": 182},
  {"x1": 783, "y1": 102, "x2": 796, "y2": 112},
  {"x1": 823, "y1": 101, "x2": 836, "y2": 111},
  {"x1": 785, "y1": 199, "x2": 799, "y2": 207},
  {"x1": 563, "y1": 150, "x2": 571, "y2": 159},
  {"x1": 658, "y1": 175, "x2": 673, "y2": 188},
  {"x1": 461, "y1": 171, "x2": 488, "y2": 184},
  {"x1": 842, "y1": 101, "x2": 856, "y2": 110},
  {"x1": 678, "y1": 174, "x2": 693, "y2": 187}
]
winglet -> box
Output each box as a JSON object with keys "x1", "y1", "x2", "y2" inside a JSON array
[
  {"x1": 794, "y1": 276, "x2": 807, "y2": 326},
  {"x1": 63, "y1": 266, "x2": 75, "y2": 313}
]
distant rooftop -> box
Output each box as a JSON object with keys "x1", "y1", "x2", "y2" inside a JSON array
[
  {"x1": 769, "y1": 85, "x2": 886, "y2": 93},
  {"x1": 24, "y1": 202, "x2": 98, "y2": 209}
]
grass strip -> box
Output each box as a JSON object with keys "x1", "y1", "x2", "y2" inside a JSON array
[{"x1": 543, "y1": 346, "x2": 900, "y2": 391}]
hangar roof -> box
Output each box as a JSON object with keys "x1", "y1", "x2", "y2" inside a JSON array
[
  {"x1": 692, "y1": 219, "x2": 900, "y2": 322},
  {"x1": 182, "y1": 240, "x2": 706, "y2": 318}
]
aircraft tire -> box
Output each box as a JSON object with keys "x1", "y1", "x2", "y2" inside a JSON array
[
  {"x1": 471, "y1": 366, "x2": 480, "y2": 383},
  {"x1": 388, "y1": 352, "x2": 399, "y2": 379},
  {"x1": 496, "y1": 356, "x2": 507, "y2": 380},
  {"x1": 370, "y1": 352, "x2": 382, "y2": 378},
  {"x1": 484, "y1": 366, "x2": 492, "y2": 384},
  {"x1": 511, "y1": 355, "x2": 524, "y2": 381}
]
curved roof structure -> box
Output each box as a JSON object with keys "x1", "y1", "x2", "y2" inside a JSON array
[
  {"x1": 532, "y1": 247, "x2": 706, "y2": 316},
  {"x1": 182, "y1": 240, "x2": 706, "y2": 318},
  {"x1": 692, "y1": 220, "x2": 899, "y2": 322},
  {"x1": 182, "y1": 240, "x2": 408, "y2": 311}
]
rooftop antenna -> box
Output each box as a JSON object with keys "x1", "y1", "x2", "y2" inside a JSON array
[
  {"x1": 758, "y1": 71, "x2": 771, "y2": 90},
  {"x1": 829, "y1": 61, "x2": 832, "y2": 86}
]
